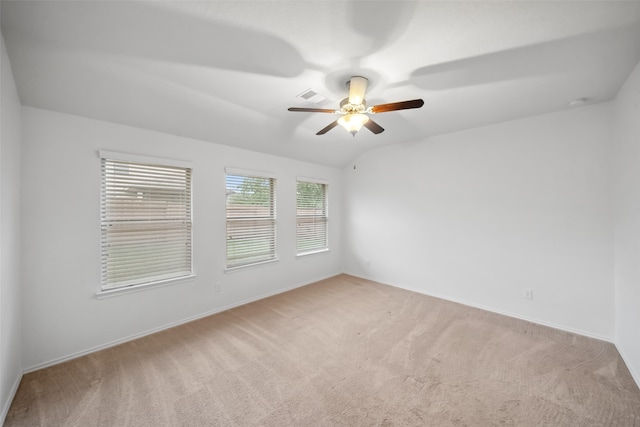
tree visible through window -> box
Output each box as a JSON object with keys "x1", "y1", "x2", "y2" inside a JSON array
[
  {"x1": 226, "y1": 172, "x2": 277, "y2": 268},
  {"x1": 297, "y1": 180, "x2": 328, "y2": 254}
]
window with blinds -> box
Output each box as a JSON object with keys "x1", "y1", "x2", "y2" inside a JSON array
[
  {"x1": 100, "y1": 154, "x2": 192, "y2": 291},
  {"x1": 226, "y1": 172, "x2": 277, "y2": 269},
  {"x1": 296, "y1": 180, "x2": 328, "y2": 255}
]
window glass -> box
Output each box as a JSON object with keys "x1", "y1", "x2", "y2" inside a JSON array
[
  {"x1": 101, "y1": 156, "x2": 192, "y2": 290},
  {"x1": 296, "y1": 181, "x2": 328, "y2": 254},
  {"x1": 226, "y1": 173, "x2": 277, "y2": 268}
]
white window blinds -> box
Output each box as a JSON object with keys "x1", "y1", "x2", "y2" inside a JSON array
[
  {"x1": 226, "y1": 173, "x2": 277, "y2": 268},
  {"x1": 296, "y1": 181, "x2": 328, "y2": 254},
  {"x1": 100, "y1": 156, "x2": 192, "y2": 290}
]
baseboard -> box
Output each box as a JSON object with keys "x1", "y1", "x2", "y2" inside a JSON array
[
  {"x1": 615, "y1": 343, "x2": 640, "y2": 389},
  {"x1": 1, "y1": 371, "x2": 23, "y2": 425},
  {"x1": 24, "y1": 272, "x2": 342, "y2": 373},
  {"x1": 344, "y1": 271, "x2": 614, "y2": 343},
  {"x1": 24, "y1": 270, "x2": 624, "y2": 380}
]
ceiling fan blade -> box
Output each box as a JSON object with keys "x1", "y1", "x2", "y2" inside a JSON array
[
  {"x1": 316, "y1": 120, "x2": 339, "y2": 135},
  {"x1": 370, "y1": 99, "x2": 424, "y2": 113},
  {"x1": 348, "y1": 76, "x2": 368, "y2": 105},
  {"x1": 363, "y1": 119, "x2": 384, "y2": 134},
  {"x1": 288, "y1": 107, "x2": 337, "y2": 113}
]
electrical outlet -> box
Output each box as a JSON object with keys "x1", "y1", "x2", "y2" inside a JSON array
[
  {"x1": 215, "y1": 282, "x2": 221, "y2": 293},
  {"x1": 524, "y1": 289, "x2": 533, "y2": 300}
]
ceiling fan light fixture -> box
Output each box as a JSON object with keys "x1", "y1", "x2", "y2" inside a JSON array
[
  {"x1": 347, "y1": 76, "x2": 368, "y2": 106},
  {"x1": 288, "y1": 75, "x2": 422, "y2": 136},
  {"x1": 338, "y1": 113, "x2": 369, "y2": 136}
]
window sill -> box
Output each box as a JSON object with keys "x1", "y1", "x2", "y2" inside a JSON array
[
  {"x1": 296, "y1": 248, "x2": 330, "y2": 258},
  {"x1": 95, "y1": 274, "x2": 196, "y2": 299},
  {"x1": 224, "y1": 258, "x2": 280, "y2": 274}
]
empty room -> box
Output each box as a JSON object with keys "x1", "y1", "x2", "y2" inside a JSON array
[{"x1": 1, "y1": 1, "x2": 640, "y2": 425}]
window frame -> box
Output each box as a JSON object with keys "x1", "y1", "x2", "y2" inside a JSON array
[
  {"x1": 225, "y1": 168, "x2": 278, "y2": 271},
  {"x1": 97, "y1": 150, "x2": 194, "y2": 298},
  {"x1": 296, "y1": 177, "x2": 329, "y2": 256}
]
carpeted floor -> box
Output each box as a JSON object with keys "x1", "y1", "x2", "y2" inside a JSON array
[{"x1": 6, "y1": 275, "x2": 640, "y2": 426}]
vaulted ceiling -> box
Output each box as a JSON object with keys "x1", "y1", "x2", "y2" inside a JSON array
[{"x1": 3, "y1": 1, "x2": 640, "y2": 167}]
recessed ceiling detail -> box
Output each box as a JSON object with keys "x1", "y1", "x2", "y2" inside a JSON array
[
  {"x1": 568, "y1": 98, "x2": 589, "y2": 108},
  {"x1": 2, "y1": 1, "x2": 640, "y2": 167}
]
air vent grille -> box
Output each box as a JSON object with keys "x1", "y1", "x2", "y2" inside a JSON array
[
  {"x1": 299, "y1": 89, "x2": 317, "y2": 100},
  {"x1": 297, "y1": 89, "x2": 327, "y2": 104}
]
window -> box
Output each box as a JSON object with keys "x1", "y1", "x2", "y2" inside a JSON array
[
  {"x1": 225, "y1": 170, "x2": 277, "y2": 269},
  {"x1": 100, "y1": 151, "x2": 192, "y2": 291},
  {"x1": 296, "y1": 180, "x2": 328, "y2": 255}
]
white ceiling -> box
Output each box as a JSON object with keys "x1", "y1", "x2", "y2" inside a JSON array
[{"x1": 3, "y1": 1, "x2": 640, "y2": 168}]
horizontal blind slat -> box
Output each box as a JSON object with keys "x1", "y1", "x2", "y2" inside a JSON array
[
  {"x1": 296, "y1": 181, "x2": 328, "y2": 254},
  {"x1": 225, "y1": 173, "x2": 276, "y2": 268},
  {"x1": 101, "y1": 157, "x2": 192, "y2": 290}
]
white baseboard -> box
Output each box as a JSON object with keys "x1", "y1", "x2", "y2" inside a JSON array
[
  {"x1": 344, "y1": 271, "x2": 614, "y2": 343},
  {"x1": 1, "y1": 371, "x2": 23, "y2": 425},
  {"x1": 25, "y1": 270, "x2": 634, "y2": 390},
  {"x1": 615, "y1": 343, "x2": 640, "y2": 389},
  {"x1": 24, "y1": 272, "x2": 342, "y2": 373}
]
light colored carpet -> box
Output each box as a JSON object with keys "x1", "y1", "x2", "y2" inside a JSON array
[{"x1": 6, "y1": 275, "x2": 640, "y2": 426}]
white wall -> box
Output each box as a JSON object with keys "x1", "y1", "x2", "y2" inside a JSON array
[
  {"x1": 344, "y1": 103, "x2": 614, "y2": 340},
  {"x1": 20, "y1": 107, "x2": 343, "y2": 370},
  {"x1": 612, "y1": 61, "x2": 640, "y2": 385},
  {"x1": 10, "y1": 52, "x2": 640, "y2": 399},
  {"x1": 1, "y1": 35, "x2": 22, "y2": 421}
]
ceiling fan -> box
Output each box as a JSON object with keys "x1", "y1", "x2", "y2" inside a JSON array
[{"x1": 288, "y1": 76, "x2": 424, "y2": 136}]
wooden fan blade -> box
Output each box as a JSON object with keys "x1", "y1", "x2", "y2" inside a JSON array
[
  {"x1": 316, "y1": 120, "x2": 339, "y2": 135},
  {"x1": 363, "y1": 119, "x2": 384, "y2": 134},
  {"x1": 370, "y1": 99, "x2": 424, "y2": 113},
  {"x1": 288, "y1": 107, "x2": 337, "y2": 113}
]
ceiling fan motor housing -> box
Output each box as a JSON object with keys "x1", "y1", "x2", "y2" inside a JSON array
[{"x1": 340, "y1": 97, "x2": 367, "y2": 114}]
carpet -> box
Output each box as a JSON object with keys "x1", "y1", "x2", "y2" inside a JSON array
[{"x1": 6, "y1": 275, "x2": 640, "y2": 426}]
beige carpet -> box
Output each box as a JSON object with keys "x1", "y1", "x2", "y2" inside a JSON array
[{"x1": 6, "y1": 275, "x2": 640, "y2": 426}]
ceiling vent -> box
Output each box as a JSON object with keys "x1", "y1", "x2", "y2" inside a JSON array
[
  {"x1": 568, "y1": 97, "x2": 589, "y2": 107},
  {"x1": 297, "y1": 89, "x2": 327, "y2": 104}
]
